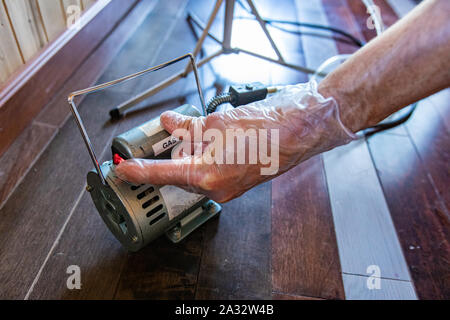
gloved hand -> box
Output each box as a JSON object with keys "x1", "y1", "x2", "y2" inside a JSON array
[{"x1": 115, "y1": 81, "x2": 356, "y2": 203}]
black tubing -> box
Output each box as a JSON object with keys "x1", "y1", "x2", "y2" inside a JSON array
[{"x1": 207, "y1": 93, "x2": 233, "y2": 114}]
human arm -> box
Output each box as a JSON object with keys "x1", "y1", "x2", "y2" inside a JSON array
[{"x1": 319, "y1": 0, "x2": 450, "y2": 132}]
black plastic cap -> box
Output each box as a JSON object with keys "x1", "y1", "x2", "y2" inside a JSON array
[{"x1": 109, "y1": 108, "x2": 122, "y2": 121}]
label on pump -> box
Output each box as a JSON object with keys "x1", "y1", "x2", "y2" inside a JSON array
[{"x1": 152, "y1": 135, "x2": 180, "y2": 156}]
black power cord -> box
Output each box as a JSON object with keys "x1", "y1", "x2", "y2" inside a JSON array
[
  {"x1": 363, "y1": 104, "x2": 418, "y2": 137},
  {"x1": 207, "y1": 82, "x2": 271, "y2": 114},
  {"x1": 235, "y1": 0, "x2": 365, "y2": 47},
  {"x1": 236, "y1": 16, "x2": 365, "y2": 48},
  {"x1": 207, "y1": 93, "x2": 233, "y2": 114}
]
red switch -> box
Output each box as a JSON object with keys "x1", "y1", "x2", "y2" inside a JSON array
[{"x1": 113, "y1": 154, "x2": 125, "y2": 165}]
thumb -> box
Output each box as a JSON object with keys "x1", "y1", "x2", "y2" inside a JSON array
[{"x1": 160, "y1": 110, "x2": 206, "y2": 139}]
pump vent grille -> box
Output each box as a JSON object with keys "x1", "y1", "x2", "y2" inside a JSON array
[
  {"x1": 146, "y1": 204, "x2": 164, "y2": 217},
  {"x1": 149, "y1": 212, "x2": 166, "y2": 225},
  {"x1": 137, "y1": 187, "x2": 155, "y2": 200},
  {"x1": 142, "y1": 196, "x2": 159, "y2": 209},
  {"x1": 131, "y1": 184, "x2": 165, "y2": 225}
]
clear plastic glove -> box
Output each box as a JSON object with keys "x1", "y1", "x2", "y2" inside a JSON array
[{"x1": 116, "y1": 81, "x2": 356, "y2": 203}]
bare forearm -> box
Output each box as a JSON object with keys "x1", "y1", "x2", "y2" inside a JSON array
[{"x1": 319, "y1": 0, "x2": 450, "y2": 133}]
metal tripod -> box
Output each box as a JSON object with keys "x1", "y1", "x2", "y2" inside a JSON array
[{"x1": 111, "y1": 0, "x2": 317, "y2": 118}]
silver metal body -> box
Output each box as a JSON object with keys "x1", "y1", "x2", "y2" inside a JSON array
[
  {"x1": 87, "y1": 162, "x2": 220, "y2": 251},
  {"x1": 68, "y1": 53, "x2": 221, "y2": 251},
  {"x1": 112, "y1": 104, "x2": 201, "y2": 159}
]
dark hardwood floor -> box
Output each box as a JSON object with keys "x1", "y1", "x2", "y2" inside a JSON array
[{"x1": 0, "y1": 0, "x2": 448, "y2": 300}]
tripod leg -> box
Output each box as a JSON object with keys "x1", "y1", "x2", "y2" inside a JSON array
[
  {"x1": 245, "y1": 0, "x2": 285, "y2": 62},
  {"x1": 223, "y1": 0, "x2": 235, "y2": 51},
  {"x1": 192, "y1": 0, "x2": 224, "y2": 59},
  {"x1": 186, "y1": 14, "x2": 221, "y2": 83},
  {"x1": 186, "y1": 14, "x2": 207, "y2": 58},
  {"x1": 186, "y1": 12, "x2": 222, "y2": 45},
  {"x1": 185, "y1": 0, "x2": 224, "y2": 75}
]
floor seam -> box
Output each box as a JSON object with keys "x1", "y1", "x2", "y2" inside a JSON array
[
  {"x1": 24, "y1": 185, "x2": 86, "y2": 300},
  {"x1": 271, "y1": 290, "x2": 325, "y2": 300},
  {"x1": 342, "y1": 272, "x2": 413, "y2": 282}
]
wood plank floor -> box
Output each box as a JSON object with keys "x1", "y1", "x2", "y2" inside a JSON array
[{"x1": 0, "y1": 0, "x2": 448, "y2": 300}]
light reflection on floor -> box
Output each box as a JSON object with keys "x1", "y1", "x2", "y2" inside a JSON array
[{"x1": 194, "y1": 4, "x2": 309, "y2": 86}]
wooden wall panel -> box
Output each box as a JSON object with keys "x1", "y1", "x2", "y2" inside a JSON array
[
  {"x1": 0, "y1": 0, "x2": 137, "y2": 158},
  {"x1": 37, "y1": 0, "x2": 66, "y2": 42},
  {"x1": 4, "y1": 0, "x2": 47, "y2": 62},
  {"x1": 0, "y1": 2, "x2": 23, "y2": 82},
  {"x1": 0, "y1": 0, "x2": 97, "y2": 85},
  {"x1": 29, "y1": 0, "x2": 48, "y2": 43}
]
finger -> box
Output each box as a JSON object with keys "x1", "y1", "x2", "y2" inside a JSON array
[
  {"x1": 171, "y1": 141, "x2": 209, "y2": 159},
  {"x1": 115, "y1": 158, "x2": 194, "y2": 186},
  {"x1": 160, "y1": 111, "x2": 206, "y2": 141}
]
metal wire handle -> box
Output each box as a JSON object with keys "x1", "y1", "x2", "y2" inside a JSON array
[{"x1": 68, "y1": 53, "x2": 207, "y2": 185}]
